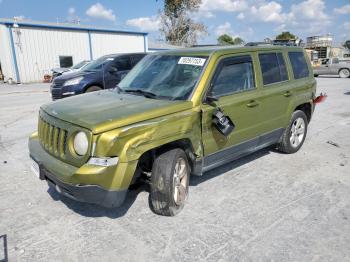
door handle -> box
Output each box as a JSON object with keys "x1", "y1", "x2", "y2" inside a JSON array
[
  {"x1": 246, "y1": 100, "x2": 259, "y2": 108},
  {"x1": 283, "y1": 91, "x2": 292, "y2": 97}
]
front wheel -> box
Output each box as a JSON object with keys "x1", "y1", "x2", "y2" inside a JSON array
[
  {"x1": 277, "y1": 110, "x2": 308, "y2": 154},
  {"x1": 150, "y1": 149, "x2": 190, "y2": 216},
  {"x1": 85, "y1": 86, "x2": 102, "y2": 93},
  {"x1": 339, "y1": 69, "x2": 350, "y2": 78}
]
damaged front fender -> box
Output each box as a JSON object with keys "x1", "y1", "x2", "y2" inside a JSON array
[{"x1": 92, "y1": 107, "x2": 203, "y2": 163}]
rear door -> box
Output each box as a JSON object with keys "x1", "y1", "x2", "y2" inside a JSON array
[
  {"x1": 255, "y1": 51, "x2": 293, "y2": 135},
  {"x1": 201, "y1": 53, "x2": 264, "y2": 167}
]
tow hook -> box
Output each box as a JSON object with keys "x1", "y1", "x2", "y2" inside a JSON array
[{"x1": 314, "y1": 93, "x2": 327, "y2": 104}]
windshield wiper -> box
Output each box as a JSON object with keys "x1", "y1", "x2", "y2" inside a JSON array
[{"x1": 122, "y1": 89, "x2": 158, "y2": 99}]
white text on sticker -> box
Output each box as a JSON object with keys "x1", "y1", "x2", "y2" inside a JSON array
[{"x1": 178, "y1": 57, "x2": 206, "y2": 66}]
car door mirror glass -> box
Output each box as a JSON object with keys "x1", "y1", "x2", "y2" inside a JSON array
[{"x1": 109, "y1": 67, "x2": 118, "y2": 74}]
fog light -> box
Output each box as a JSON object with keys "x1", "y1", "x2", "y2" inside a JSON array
[{"x1": 88, "y1": 157, "x2": 119, "y2": 167}]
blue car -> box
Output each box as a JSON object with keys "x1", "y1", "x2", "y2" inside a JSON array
[{"x1": 50, "y1": 53, "x2": 146, "y2": 100}]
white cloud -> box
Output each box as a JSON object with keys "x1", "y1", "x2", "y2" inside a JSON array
[
  {"x1": 86, "y1": 3, "x2": 116, "y2": 22},
  {"x1": 215, "y1": 22, "x2": 253, "y2": 41},
  {"x1": 334, "y1": 4, "x2": 350, "y2": 14},
  {"x1": 215, "y1": 22, "x2": 232, "y2": 36},
  {"x1": 68, "y1": 7, "x2": 76, "y2": 16},
  {"x1": 200, "y1": 0, "x2": 248, "y2": 12},
  {"x1": 126, "y1": 16, "x2": 160, "y2": 32},
  {"x1": 288, "y1": 0, "x2": 328, "y2": 21},
  {"x1": 237, "y1": 12, "x2": 245, "y2": 20},
  {"x1": 344, "y1": 22, "x2": 350, "y2": 30},
  {"x1": 250, "y1": 1, "x2": 284, "y2": 23},
  {"x1": 276, "y1": 0, "x2": 331, "y2": 35}
]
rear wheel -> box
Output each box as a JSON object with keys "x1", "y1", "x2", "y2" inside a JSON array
[
  {"x1": 277, "y1": 110, "x2": 308, "y2": 154},
  {"x1": 313, "y1": 74, "x2": 319, "y2": 77},
  {"x1": 150, "y1": 149, "x2": 190, "y2": 216},
  {"x1": 339, "y1": 69, "x2": 350, "y2": 78},
  {"x1": 85, "y1": 86, "x2": 102, "y2": 93}
]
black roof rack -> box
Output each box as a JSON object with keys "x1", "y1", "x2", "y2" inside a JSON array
[{"x1": 245, "y1": 42, "x2": 271, "y2": 46}]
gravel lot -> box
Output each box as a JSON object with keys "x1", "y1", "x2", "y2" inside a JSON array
[{"x1": 0, "y1": 77, "x2": 349, "y2": 262}]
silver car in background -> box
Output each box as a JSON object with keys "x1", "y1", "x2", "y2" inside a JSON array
[{"x1": 313, "y1": 58, "x2": 350, "y2": 78}]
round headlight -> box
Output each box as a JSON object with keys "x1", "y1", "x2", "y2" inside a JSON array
[{"x1": 73, "y1": 132, "x2": 88, "y2": 156}]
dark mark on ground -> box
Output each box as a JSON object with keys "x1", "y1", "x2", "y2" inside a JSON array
[{"x1": 326, "y1": 140, "x2": 340, "y2": 148}]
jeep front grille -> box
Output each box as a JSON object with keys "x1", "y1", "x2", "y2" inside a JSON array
[{"x1": 38, "y1": 116, "x2": 68, "y2": 158}]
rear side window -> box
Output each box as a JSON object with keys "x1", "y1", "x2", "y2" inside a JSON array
[
  {"x1": 288, "y1": 52, "x2": 310, "y2": 79},
  {"x1": 113, "y1": 57, "x2": 132, "y2": 71},
  {"x1": 210, "y1": 55, "x2": 255, "y2": 97},
  {"x1": 259, "y1": 53, "x2": 288, "y2": 85}
]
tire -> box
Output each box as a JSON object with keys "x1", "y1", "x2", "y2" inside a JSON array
[
  {"x1": 277, "y1": 110, "x2": 308, "y2": 154},
  {"x1": 150, "y1": 148, "x2": 190, "y2": 216},
  {"x1": 339, "y1": 69, "x2": 350, "y2": 78},
  {"x1": 85, "y1": 86, "x2": 102, "y2": 93},
  {"x1": 314, "y1": 74, "x2": 319, "y2": 77}
]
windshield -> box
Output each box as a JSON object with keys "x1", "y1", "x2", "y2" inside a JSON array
[
  {"x1": 118, "y1": 55, "x2": 208, "y2": 100},
  {"x1": 71, "y1": 61, "x2": 88, "y2": 69},
  {"x1": 82, "y1": 56, "x2": 113, "y2": 72}
]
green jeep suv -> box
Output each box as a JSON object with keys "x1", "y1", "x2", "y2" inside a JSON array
[{"x1": 29, "y1": 46, "x2": 317, "y2": 216}]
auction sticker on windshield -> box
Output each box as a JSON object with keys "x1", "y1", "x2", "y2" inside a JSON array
[{"x1": 178, "y1": 57, "x2": 206, "y2": 66}]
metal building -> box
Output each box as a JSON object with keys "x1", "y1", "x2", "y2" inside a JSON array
[{"x1": 0, "y1": 19, "x2": 148, "y2": 83}]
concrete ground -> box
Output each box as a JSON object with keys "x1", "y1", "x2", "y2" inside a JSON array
[{"x1": 0, "y1": 77, "x2": 349, "y2": 262}]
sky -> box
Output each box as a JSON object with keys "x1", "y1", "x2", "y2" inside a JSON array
[{"x1": 0, "y1": 0, "x2": 349, "y2": 45}]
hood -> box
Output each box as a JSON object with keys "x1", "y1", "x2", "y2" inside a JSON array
[
  {"x1": 41, "y1": 90, "x2": 193, "y2": 134},
  {"x1": 52, "y1": 68, "x2": 70, "y2": 74},
  {"x1": 53, "y1": 70, "x2": 97, "y2": 82}
]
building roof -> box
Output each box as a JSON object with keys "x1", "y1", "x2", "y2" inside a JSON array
[{"x1": 0, "y1": 18, "x2": 148, "y2": 36}]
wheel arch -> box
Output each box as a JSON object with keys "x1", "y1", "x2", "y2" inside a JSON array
[
  {"x1": 84, "y1": 83, "x2": 104, "y2": 92},
  {"x1": 294, "y1": 102, "x2": 313, "y2": 123},
  {"x1": 137, "y1": 138, "x2": 198, "y2": 174},
  {"x1": 338, "y1": 67, "x2": 350, "y2": 75}
]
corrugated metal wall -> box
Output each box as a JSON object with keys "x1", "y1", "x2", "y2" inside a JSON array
[
  {"x1": 0, "y1": 25, "x2": 15, "y2": 82},
  {"x1": 14, "y1": 27, "x2": 91, "y2": 83},
  {"x1": 0, "y1": 25, "x2": 146, "y2": 83},
  {"x1": 90, "y1": 32, "x2": 145, "y2": 58}
]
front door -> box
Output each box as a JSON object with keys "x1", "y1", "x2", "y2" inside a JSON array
[
  {"x1": 314, "y1": 59, "x2": 331, "y2": 75},
  {"x1": 201, "y1": 53, "x2": 264, "y2": 168},
  {"x1": 105, "y1": 56, "x2": 132, "y2": 89}
]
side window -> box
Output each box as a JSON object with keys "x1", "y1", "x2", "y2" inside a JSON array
[
  {"x1": 259, "y1": 53, "x2": 288, "y2": 85},
  {"x1": 59, "y1": 56, "x2": 73, "y2": 68},
  {"x1": 210, "y1": 55, "x2": 255, "y2": 97},
  {"x1": 288, "y1": 52, "x2": 310, "y2": 79},
  {"x1": 132, "y1": 54, "x2": 145, "y2": 65},
  {"x1": 113, "y1": 57, "x2": 132, "y2": 71}
]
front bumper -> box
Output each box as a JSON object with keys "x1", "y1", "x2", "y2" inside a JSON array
[
  {"x1": 29, "y1": 135, "x2": 138, "y2": 208},
  {"x1": 36, "y1": 161, "x2": 127, "y2": 208},
  {"x1": 50, "y1": 83, "x2": 86, "y2": 100}
]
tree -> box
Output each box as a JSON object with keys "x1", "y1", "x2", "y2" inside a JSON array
[
  {"x1": 158, "y1": 0, "x2": 207, "y2": 46},
  {"x1": 232, "y1": 37, "x2": 244, "y2": 45},
  {"x1": 217, "y1": 34, "x2": 244, "y2": 46},
  {"x1": 218, "y1": 34, "x2": 234, "y2": 45},
  {"x1": 276, "y1": 31, "x2": 297, "y2": 40}
]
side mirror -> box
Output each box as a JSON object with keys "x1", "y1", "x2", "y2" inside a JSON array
[
  {"x1": 205, "y1": 95, "x2": 219, "y2": 105},
  {"x1": 109, "y1": 67, "x2": 118, "y2": 74}
]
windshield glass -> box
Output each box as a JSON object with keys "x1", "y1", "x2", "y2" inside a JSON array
[
  {"x1": 82, "y1": 57, "x2": 113, "y2": 72},
  {"x1": 118, "y1": 55, "x2": 208, "y2": 100},
  {"x1": 71, "y1": 61, "x2": 88, "y2": 69}
]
